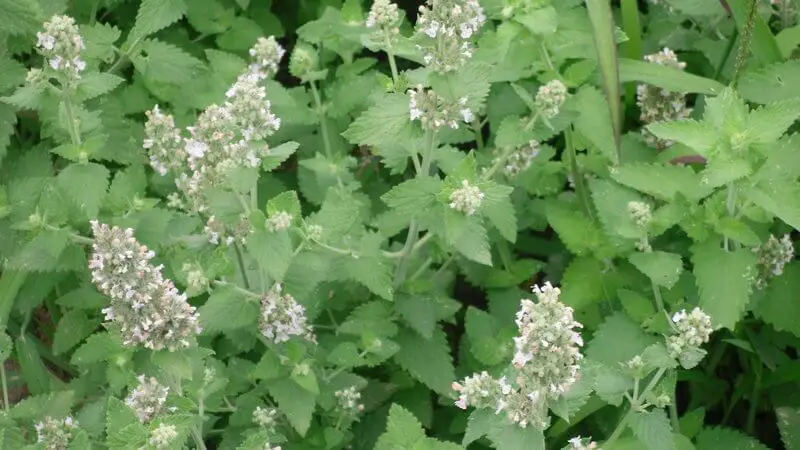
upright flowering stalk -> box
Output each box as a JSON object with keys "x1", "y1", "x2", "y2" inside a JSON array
[
  {"x1": 89, "y1": 221, "x2": 201, "y2": 351},
  {"x1": 407, "y1": 85, "x2": 473, "y2": 131},
  {"x1": 35, "y1": 15, "x2": 86, "y2": 81},
  {"x1": 142, "y1": 37, "x2": 285, "y2": 245},
  {"x1": 415, "y1": 0, "x2": 487, "y2": 73},
  {"x1": 125, "y1": 375, "x2": 170, "y2": 423},
  {"x1": 753, "y1": 234, "x2": 795, "y2": 289},
  {"x1": 489, "y1": 140, "x2": 540, "y2": 179},
  {"x1": 449, "y1": 180, "x2": 484, "y2": 215},
  {"x1": 453, "y1": 282, "x2": 585, "y2": 429},
  {"x1": 667, "y1": 307, "x2": 713, "y2": 359},
  {"x1": 637, "y1": 48, "x2": 692, "y2": 149},
  {"x1": 35, "y1": 416, "x2": 78, "y2": 450},
  {"x1": 535, "y1": 80, "x2": 569, "y2": 119},
  {"x1": 259, "y1": 284, "x2": 316, "y2": 344},
  {"x1": 366, "y1": 0, "x2": 402, "y2": 37}
]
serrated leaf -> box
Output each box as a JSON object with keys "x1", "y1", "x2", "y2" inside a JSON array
[
  {"x1": 589, "y1": 178, "x2": 645, "y2": 240},
  {"x1": 382, "y1": 177, "x2": 444, "y2": 219},
  {"x1": 745, "y1": 183, "x2": 800, "y2": 232},
  {"x1": 267, "y1": 378, "x2": 317, "y2": 436},
  {"x1": 6, "y1": 230, "x2": 69, "y2": 272},
  {"x1": 129, "y1": 0, "x2": 187, "y2": 40},
  {"x1": 611, "y1": 163, "x2": 706, "y2": 201},
  {"x1": 0, "y1": 0, "x2": 41, "y2": 36},
  {"x1": 777, "y1": 407, "x2": 800, "y2": 450},
  {"x1": 691, "y1": 242, "x2": 756, "y2": 330},
  {"x1": 630, "y1": 409, "x2": 675, "y2": 450},
  {"x1": 395, "y1": 294, "x2": 437, "y2": 339},
  {"x1": 53, "y1": 310, "x2": 99, "y2": 355},
  {"x1": 71, "y1": 332, "x2": 124, "y2": 366},
  {"x1": 263, "y1": 141, "x2": 299, "y2": 172},
  {"x1": 11, "y1": 391, "x2": 75, "y2": 420},
  {"x1": 106, "y1": 397, "x2": 147, "y2": 449},
  {"x1": 695, "y1": 427, "x2": 770, "y2": 450},
  {"x1": 0, "y1": 103, "x2": 16, "y2": 164},
  {"x1": 199, "y1": 288, "x2": 259, "y2": 333},
  {"x1": 393, "y1": 326, "x2": 455, "y2": 395},
  {"x1": 481, "y1": 183, "x2": 517, "y2": 242},
  {"x1": 56, "y1": 162, "x2": 110, "y2": 219},
  {"x1": 132, "y1": 39, "x2": 204, "y2": 84},
  {"x1": 345, "y1": 232, "x2": 393, "y2": 300},
  {"x1": 646, "y1": 120, "x2": 718, "y2": 154},
  {"x1": 442, "y1": 210, "x2": 492, "y2": 265},
  {"x1": 587, "y1": 312, "x2": 657, "y2": 366},
  {"x1": 594, "y1": 363, "x2": 633, "y2": 406},
  {"x1": 573, "y1": 86, "x2": 618, "y2": 163},
  {"x1": 754, "y1": 262, "x2": 800, "y2": 339},
  {"x1": 76, "y1": 73, "x2": 125, "y2": 101},
  {"x1": 546, "y1": 202, "x2": 613, "y2": 257},
  {"x1": 342, "y1": 93, "x2": 418, "y2": 147},
  {"x1": 107, "y1": 165, "x2": 147, "y2": 213},
  {"x1": 248, "y1": 229, "x2": 293, "y2": 282},
  {"x1": 375, "y1": 404, "x2": 427, "y2": 450},
  {"x1": 629, "y1": 251, "x2": 684, "y2": 289},
  {"x1": 465, "y1": 307, "x2": 510, "y2": 366},
  {"x1": 514, "y1": 6, "x2": 557, "y2": 35},
  {"x1": 82, "y1": 23, "x2": 121, "y2": 62},
  {"x1": 739, "y1": 60, "x2": 800, "y2": 104},
  {"x1": 744, "y1": 99, "x2": 800, "y2": 144},
  {"x1": 429, "y1": 62, "x2": 492, "y2": 111}
]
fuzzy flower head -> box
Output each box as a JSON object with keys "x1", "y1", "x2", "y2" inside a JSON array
[
  {"x1": 248, "y1": 36, "x2": 285, "y2": 79},
  {"x1": 449, "y1": 179, "x2": 484, "y2": 215},
  {"x1": 36, "y1": 15, "x2": 86, "y2": 79},
  {"x1": 335, "y1": 386, "x2": 365, "y2": 416},
  {"x1": 35, "y1": 416, "x2": 78, "y2": 450},
  {"x1": 535, "y1": 80, "x2": 568, "y2": 119},
  {"x1": 125, "y1": 375, "x2": 170, "y2": 423},
  {"x1": 513, "y1": 282, "x2": 584, "y2": 399},
  {"x1": 638, "y1": 48, "x2": 692, "y2": 149},
  {"x1": 567, "y1": 436, "x2": 600, "y2": 450},
  {"x1": 89, "y1": 221, "x2": 202, "y2": 351},
  {"x1": 253, "y1": 406, "x2": 279, "y2": 432},
  {"x1": 260, "y1": 284, "x2": 316, "y2": 344},
  {"x1": 202, "y1": 215, "x2": 254, "y2": 247},
  {"x1": 667, "y1": 307, "x2": 713, "y2": 358},
  {"x1": 267, "y1": 211, "x2": 293, "y2": 232},
  {"x1": 367, "y1": 0, "x2": 402, "y2": 35},
  {"x1": 452, "y1": 372, "x2": 511, "y2": 411},
  {"x1": 408, "y1": 85, "x2": 473, "y2": 130},
  {"x1": 225, "y1": 76, "x2": 281, "y2": 142},
  {"x1": 627, "y1": 201, "x2": 652, "y2": 229},
  {"x1": 149, "y1": 423, "x2": 178, "y2": 449},
  {"x1": 289, "y1": 43, "x2": 319, "y2": 81},
  {"x1": 415, "y1": 0, "x2": 486, "y2": 72},
  {"x1": 493, "y1": 140, "x2": 540, "y2": 178},
  {"x1": 143, "y1": 106, "x2": 186, "y2": 176},
  {"x1": 753, "y1": 234, "x2": 795, "y2": 289}
]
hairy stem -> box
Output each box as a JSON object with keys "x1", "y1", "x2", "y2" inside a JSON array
[
  {"x1": 603, "y1": 368, "x2": 668, "y2": 448},
  {"x1": 1, "y1": 364, "x2": 8, "y2": 411},
  {"x1": 565, "y1": 127, "x2": 596, "y2": 222},
  {"x1": 385, "y1": 36, "x2": 401, "y2": 88},
  {"x1": 310, "y1": 80, "x2": 333, "y2": 160},
  {"x1": 746, "y1": 361, "x2": 762, "y2": 434},
  {"x1": 232, "y1": 243, "x2": 251, "y2": 290},
  {"x1": 714, "y1": 27, "x2": 739, "y2": 80}
]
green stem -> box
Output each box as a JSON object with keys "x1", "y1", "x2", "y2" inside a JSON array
[
  {"x1": 310, "y1": 81, "x2": 333, "y2": 160},
  {"x1": 714, "y1": 27, "x2": 739, "y2": 81},
  {"x1": 211, "y1": 280, "x2": 261, "y2": 300},
  {"x1": 63, "y1": 96, "x2": 82, "y2": 146},
  {"x1": 385, "y1": 36, "x2": 401, "y2": 88},
  {"x1": 724, "y1": 183, "x2": 738, "y2": 252},
  {"x1": 603, "y1": 368, "x2": 668, "y2": 449},
  {"x1": 652, "y1": 281, "x2": 665, "y2": 315},
  {"x1": 746, "y1": 361, "x2": 762, "y2": 434},
  {"x1": 670, "y1": 395, "x2": 681, "y2": 432},
  {"x1": 232, "y1": 243, "x2": 251, "y2": 290},
  {"x1": 312, "y1": 239, "x2": 357, "y2": 257},
  {"x1": 106, "y1": 37, "x2": 142, "y2": 74},
  {"x1": 483, "y1": 147, "x2": 514, "y2": 179},
  {"x1": 1, "y1": 364, "x2": 8, "y2": 411},
  {"x1": 565, "y1": 127, "x2": 595, "y2": 222},
  {"x1": 191, "y1": 426, "x2": 207, "y2": 450}
]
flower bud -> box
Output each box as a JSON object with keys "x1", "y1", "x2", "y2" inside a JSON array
[{"x1": 289, "y1": 43, "x2": 319, "y2": 81}]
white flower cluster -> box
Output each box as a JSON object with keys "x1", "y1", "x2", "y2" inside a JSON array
[
  {"x1": 260, "y1": 284, "x2": 316, "y2": 344},
  {"x1": 667, "y1": 308, "x2": 713, "y2": 358},
  {"x1": 182, "y1": 262, "x2": 209, "y2": 294},
  {"x1": 449, "y1": 179, "x2": 484, "y2": 215},
  {"x1": 89, "y1": 221, "x2": 201, "y2": 352},
  {"x1": 453, "y1": 283, "x2": 585, "y2": 429},
  {"x1": 36, "y1": 15, "x2": 86, "y2": 80},
  {"x1": 627, "y1": 201, "x2": 652, "y2": 229},
  {"x1": 535, "y1": 80, "x2": 568, "y2": 119},
  {"x1": 125, "y1": 375, "x2": 170, "y2": 423},
  {"x1": 35, "y1": 416, "x2": 78, "y2": 450},
  {"x1": 202, "y1": 214, "x2": 253, "y2": 247},
  {"x1": 637, "y1": 48, "x2": 692, "y2": 149},
  {"x1": 366, "y1": 0, "x2": 402, "y2": 35},
  {"x1": 248, "y1": 36, "x2": 285, "y2": 80},
  {"x1": 253, "y1": 406, "x2": 279, "y2": 432},
  {"x1": 143, "y1": 36, "x2": 284, "y2": 233},
  {"x1": 149, "y1": 423, "x2": 179, "y2": 449},
  {"x1": 568, "y1": 436, "x2": 600, "y2": 450},
  {"x1": 335, "y1": 386, "x2": 365, "y2": 415},
  {"x1": 754, "y1": 234, "x2": 795, "y2": 289},
  {"x1": 408, "y1": 85, "x2": 473, "y2": 130},
  {"x1": 416, "y1": 0, "x2": 486, "y2": 72},
  {"x1": 493, "y1": 140, "x2": 540, "y2": 178},
  {"x1": 267, "y1": 211, "x2": 293, "y2": 232}
]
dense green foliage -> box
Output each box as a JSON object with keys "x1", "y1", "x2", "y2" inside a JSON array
[{"x1": 1, "y1": 0, "x2": 800, "y2": 449}]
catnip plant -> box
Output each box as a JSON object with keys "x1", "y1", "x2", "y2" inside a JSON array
[{"x1": 0, "y1": 0, "x2": 799, "y2": 449}]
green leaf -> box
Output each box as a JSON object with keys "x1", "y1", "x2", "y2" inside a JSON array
[
  {"x1": 573, "y1": 86, "x2": 618, "y2": 163},
  {"x1": 342, "y1": 93, "x2": 418, "y2": 148},
  {"x1": 15, "y1": 336, "x2": 51, "y2": 395},
  {"x1": 132, "y1": 39, "x2": 204, "y2": 84},
  {"x1": 267, "y1": 378, "x2": 317, "y2": 436},
  {"x1": 695, "y1": 427, "x2": 770, "y2": 450},
  {"x1": 106, "y1": 397, "x2": 147, "y2": 449},
  {"x1": 727, "y1": 0, "x2": 783, "y2": 66},
  {"x1": 82, "y1": 23, "x2": 121, "y2": 62},
  {"x1": 53, "y1": 310, "x2": 99, "y2": 355},
  {"x1": 6, "y1": 230, "x2": 70, "y2": 272},
  {"x1": 546, "y1": 202, "x2": 614, "y2": 257},
  {"x1": 589, "y1": 178, "x2": 645, "y2": 240},
  {"x1": 0, "y1": 0, "x2": 41, "y2": 36},
  {"x1": 739, "y1": 60, "x2": 800, "y2": 104},
  {"x1": 71, "y1": 332, "x2": 124, "y2": 366},
  {"x1": 263, "y1": 141, "x2": 300, "y2": 172},
  {"x1": 429, "y1": 62, "x2": 493, "y2": 111},
  {"x1": 628, "y1": 251, "x2": 684, "y2": 289},
  {"x1": 248, "y1": 229, "x2": 293, "y2": 282},
  {"x1": 481, "y1": 183, "x2": 517, "y2": 242},
  {"x1": 691, "y1": 242, "x2": 757, "y2": 330},
  {"x1": 345, "y1": 232, "x2": 394, "y2": 300},
  {"x1": 514, "y1": 6, "x2": 558, "y2": 35},
  {"x1": 375, "y1": 404, "x2": 427, "y2": 450},
  {"x1": 777, "y1": 407, "x2": 800, "y2": 450},
  {"x1": 0, "y1": 103, "x2": 16, "y2": 164},
  {"x1": 630, "y1": 409, "x2": 675, "y2": 450},
  {"x1": 743, "y1": 99, "x2": 800, "y2": 145},
  {"x1": 393, "y1": 326, "x2": 455, "y2": 396},
  {"x1": 646, "y1": 120, "x2": 718, "y2": 154},
  {"x1": 442, "y1": 210, "x2": 492, "y2": 266},
  {"x1": 465, "y1": 307, "x2": 511, "y2": 366},
  {"x1": 745, "y1": 183, "x2": 800, "y2": 232},
  {"x1": 11, "y1": 391, "x2": 75, "y2": 420},
  {"x1": 594, "y1": 363, "x2": 633, "y2": 406},
  {"x1": 76, "y1": 73, "x2": 125, "y2": 101},
  {"x1": 198, "y1": 288, "x2": 259, "y2": 333},
  {"x1": 754, "y1": 262, "x2": 800, "y2": 339},
  {"x1": 107, "y1": 165, "x2": 147, "y2": 213},
  {"x1": 586, "y1": 312, "x2": 657, "y2": 366},
  {"x1": 395, "y1": 294, "x2": 437, "y2": 339},
  {"x1": 611, "y1": 162, "x2": 706, "y2": 202},
  {"x1": 56, "y1": 162, "x2": 110, "y2": 219},
  {"x1": 465, "y1": 408, "x2": 546, "y2": 450},
  {"x1": 129, "y1": 0, "x2": 188, "y2": 41},
  {"x1": 382, "y1": 177, "x2": 444, "y2": 219},
  {"x1": 618, "y1": 58, "x2": 724, "y2": 95}
]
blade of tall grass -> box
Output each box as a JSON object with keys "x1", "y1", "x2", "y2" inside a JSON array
[
  {"x1": 585, "y1": 0, "x2": 621, "y2": 165},
  {"x1": 620, "y1": 0, "x2": 643, "y2": 108}
]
